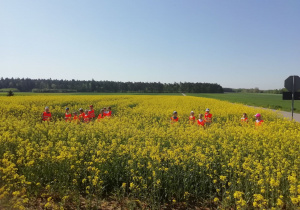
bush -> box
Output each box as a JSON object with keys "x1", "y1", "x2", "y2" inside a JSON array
[{"x1": 7, "y1": 90, "x2": 14, "y2": 96}]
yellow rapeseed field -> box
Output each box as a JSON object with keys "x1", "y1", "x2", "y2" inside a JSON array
[{"x1": 0, "y1": 95, "x2": 299, "y2": 209}]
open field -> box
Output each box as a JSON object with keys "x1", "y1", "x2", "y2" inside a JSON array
[
  {"x1": 187, "y1": 93, "x2": 300, "y2": 113},
  {"x1": 2, "y1": 92, "x2": 299, "y2": 114},
  {"x1": 0, "y1": 95, "x2": 299, "y2": 209}
]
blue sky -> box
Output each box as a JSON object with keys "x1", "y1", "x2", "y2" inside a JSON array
[{"x1": 1, "y1": 0, "x2": 299, "y2": 89}]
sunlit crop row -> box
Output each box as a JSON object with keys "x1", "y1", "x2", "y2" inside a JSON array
[{"x1": 0, "y1": 95, "x2": 299, "y2": 209}]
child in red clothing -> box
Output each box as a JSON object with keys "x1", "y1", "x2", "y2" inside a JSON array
[
  {"x1": 189, "y1": 111, "x2": 196, "y2": 124},
  {"x1": 83, "y1": 110, "x2": 90, "y2": 123},
  {"x1": 65, "y1": 107, "x2": 72, "y2": 122},
  {"x1": 103, "y1": 107, "x2": 109, "y2": 117},
  {"x1": 204, "y1": 108, "x2": 212, "y2": 126},
  {"x1": 255, "y1": 113, "x2": 264, "y2": 127},
  {"x1": 107, "y1": 107, "x2": 112, "y2": 117},
  {"x1": 197, "y1": 114, "x2": 205, "y2": 127},
  {"x1": 78, "y1": 108, "x2": 85, "y2": 122},
  {"x1": 241, "y1": 113, "x2": 248, "y2": 123},
  {"x1": 97, "y1": 109, "x2": 104, "y2": 121},
  {"x1": 170, "y1": 111, "x2": 179, "y2": 123},
  {"x1": 88, "y1": 105, "x2": 95, "y2": 120}
]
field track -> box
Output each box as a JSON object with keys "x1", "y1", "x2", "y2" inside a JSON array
[
  {"x1": 280, "y1": 111, "x2": 300, "y2": 122},
  {"x1": 272, "y1": 110, "x2": 300, "y2": 122}
]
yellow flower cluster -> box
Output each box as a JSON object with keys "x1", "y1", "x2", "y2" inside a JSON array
[{"x1": 0, "y1": 95, "x2": 299, "y2": 209}]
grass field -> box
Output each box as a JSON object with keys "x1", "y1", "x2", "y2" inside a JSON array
[{"x1": 187, "y1": 93, "x2": 300, "y2": 113}]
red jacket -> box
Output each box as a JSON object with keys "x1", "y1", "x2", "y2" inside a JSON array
[{"x1": 171, "y1": 116, "x2": 179, "y2": 122}]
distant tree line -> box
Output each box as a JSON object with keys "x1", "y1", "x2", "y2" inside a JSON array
[
  {"x1": 0, "y1": 78, "x2": 224, "y2": 93},
  {"x1": 223, "y1": 87, "x2": 287, "y2": 94}
]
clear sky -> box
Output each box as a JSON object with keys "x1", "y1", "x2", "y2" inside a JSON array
[{"x1": 1, "y1": 0, "x2": 299, "y2": 90}]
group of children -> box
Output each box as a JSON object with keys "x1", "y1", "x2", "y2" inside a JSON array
[
  {"x1": 42, "y1": 106, "x2": 264, "y2": 127},
  {"x1": 171, "y1": 108, "x2": 264, "y2": 127},
  {"x1": 71, "y1": 105, "x2": 112, "y2": 123},
  {"x1": 242, "y1": 112, "x2": 264, "y2": 126},
  {"x1": 41, "y1": 105, "x2": 112, "y2": 123},
  {"x1": 171, "y1": 108, "x2": 213, "y2": 127}
]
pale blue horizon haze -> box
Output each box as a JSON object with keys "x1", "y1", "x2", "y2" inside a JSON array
[{"x1": 1, "y1": 0, "x2": 299, "y2": 90}]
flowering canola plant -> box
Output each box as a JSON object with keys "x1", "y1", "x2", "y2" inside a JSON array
[{"x1": 0, "y1": 95, "x2": 299, "y2": 209}]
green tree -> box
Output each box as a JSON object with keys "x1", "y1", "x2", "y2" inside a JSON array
[{"x1": 7, "y1": 90, "x2": 14, "y2": 96}]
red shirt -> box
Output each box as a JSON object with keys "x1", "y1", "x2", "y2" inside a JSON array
[
  {"x1": 97, "y1": 114, "x2": 104, "y2": 120},
  {"x1": 79, "y1": 112, "x2": 85, "y2": 120},
  {"x1": 189, "y1": 115, "x2": 196, "y2": 124},
  {"x1": 197, "y1": 119, "x2": 205, "y2": 126},
  {"x1": 255, "y1": 120, "x2": 263, "y2": 126},
  {"x1": 42, "y1": 112, "x2": 51, "y2": 121},
  {"x1": 84, "y1": 114, "x2": 90, "y2": 123},
  {"x1": 65, "y1": 113, "x2": 72, "y2": 122},
  {"x1": 171, "y1": 116, "x2": 179, "y2": 122},
  {"x1": 205, "y1": 112, "x2": 212, "y2": 123},
  {"x1": 189, "y1": 116, "x2": 196, "y2": 121},
  {"x1": 107, "y1": 110, "x2": 112, "y2": 117},
  {"x1": 73, "y1": 115, "x2": 79, "y2": 123},
  {"x1": 241, "y1": 117, "x2": 248, "y2": 123},
  {"x1": 88, "y1": 109, "x2": 95, "y2": 119},
  {"x1": 103, "y1": 111, "x2": 110, "y2": 117}
]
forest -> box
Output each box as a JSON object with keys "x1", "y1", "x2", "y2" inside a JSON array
[{"x1": 0, "y1": 78, "x2": 224, "y2": 93}]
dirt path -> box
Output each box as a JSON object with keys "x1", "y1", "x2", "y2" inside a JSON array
[
  {"x1": 275, "y1": 110, "x2": 300, "y2": 122},
  {"x1": 246, "y1": 105, "x2": 300, "y2": 122}
]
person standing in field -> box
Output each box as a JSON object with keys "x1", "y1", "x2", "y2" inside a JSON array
[
  {"x1": 197, "y1": 114, "x2": 205, "y2": 127},
  {"x1": 88, "y1": 105, "x2": 95, "y2": 120},
  {"x1": 97, "y1": 109, "x2": 104, "y2": 121},
  {"x1": 78, "y1": 108, "x2": 85, "y2": 122},
  {"x1": 107, "y1": 106, "x2": 112, "y2": 117},
  {"x1": 65, "y1": 107, "x2": 72, "y2": 122},
  {"x1": 241, "y1": 113, "x2": 248, "y2": 123},
  {"x1": 73, "y1": 112, "x2": 79, "y2": 123},
  {"x1": 41, "y1": 106, "x2": 52, "y2": 122},
  {"x1": 83, "y1": 110, "x2": 90, "y2": 123},
  {"x1": 103, "y1": 107, "x2": 109, "y2": 117},
  {"x1": 170, "y1": 111, "x2": 179, "y2": 123},
  {"x1": 255, "y1": 113, "x2": 264, "y2": 127},
  {"x1": 204, "y1": 108, "x2": 212, "y2": 126},
  {"x1": 189, "y1": 111, "x2": 196, "y2": 124}
]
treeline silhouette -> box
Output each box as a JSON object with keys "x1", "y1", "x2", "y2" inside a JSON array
[
  {"x1": 0, "y1": 78, "x2": 224, "y2": 93},
  {"x1": 223, "y1": 87, "x2": 286, "y2": 94}
]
